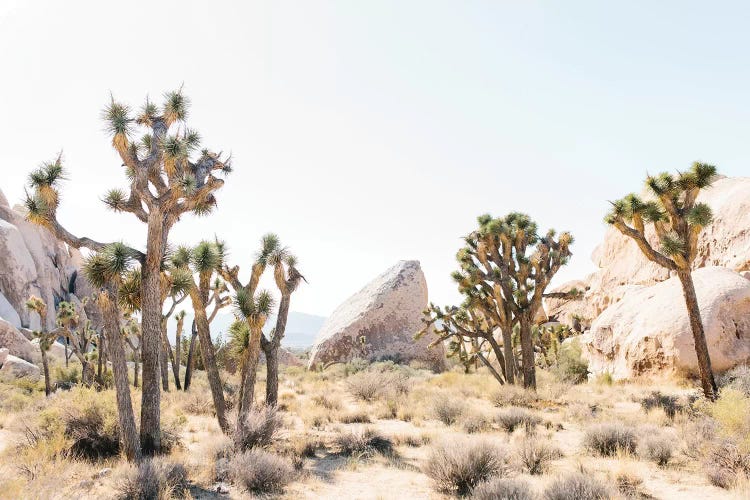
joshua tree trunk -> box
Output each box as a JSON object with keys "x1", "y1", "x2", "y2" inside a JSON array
[
  {"x1": 236, "y1": 328, "x2": 263, "y2": 444},
  {"x1": 263, "y1": 342, "x2": 279, "y2": 406},
  {"x1": 189, "y1": 287, "x2": 229, "y2": 433},
  {"x1": 133, "y1": 354, "x2": 139, "y2": 388},
  {"x1": 81, "y1": 361, "x2": 94, "y2": 387},
  {"x1": 140, "y1": 217, "x2": 166, "y2": 456},
  {"x1": 518, "y1": 314, "x2": 536, "y2": 390},
  {"x1": 677, "y1": 269, "x2": 718, "y2": 399},
  {"x1": 500, "y1": 327, "x2": 515, "y2": 385},
  {"x1": 99, "y1": 285, "x2": 141, "y2": 462},
  {"x1": 174, "y1": 336, "x2": 181, "y2": 385},
  {"x1": 97, "y1": 335, "x2": 104, "y2": 386},
  {"x1": 40, "y1": 348, "x2": 51, "y2": 396},
  {"x1": 159, "y1": 333, "x2": 170, "y2": 392},
  {"x1": 184, "y1": 321, "x2": 197, "y2": 390}
]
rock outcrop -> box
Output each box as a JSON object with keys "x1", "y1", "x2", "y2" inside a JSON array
[
  {"x1": 546, "y1": 176, "x2": 750, "y2": 327},
  {"x1": 308, "y1": 260, "x2": 445, "y2": 371},
  {"x1": 0, "y1": 188, "x2": 91, "y2": 331},
  {"x1": 0, "y1": 318, "x2": 36, "y2": 362},
  {"x1": 582, "y1": 267, "x2": 750, "y2": 379},
  {"x1": 0, "y1": 353, "x2": 41, "y2": 380}
]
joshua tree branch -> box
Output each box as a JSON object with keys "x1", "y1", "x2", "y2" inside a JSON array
[{"x1": 612, "y1": 220, "x2": 677, "y2": 270}]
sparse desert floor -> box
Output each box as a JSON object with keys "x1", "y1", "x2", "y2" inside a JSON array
[{"x1": 1, "y1": 362, "x2": 749, "y2": 499}]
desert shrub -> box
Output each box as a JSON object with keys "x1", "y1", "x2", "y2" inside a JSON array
[
  {"x1": 640, "y1": 391, "x2": 681, "y2": 419},
  {"x1": 680, "y1": 416, "x2": 717, "y2": 460},
  {"x1": 543, "y1": 473, "x2": 610, "y2": 500},
  {"x1": 53, "y1": 365, "x2": 79, "y2": 389},
  {"x1": 641, "y1": 434, "x2": 674, "y2": 466},
  {"x1": 516, "y1": 437, "x2": 562, "y2": 475},
  {"x1": 432, "y1": 395, "x2": 464, "y2": 425},
  {"x1": 339, "y1": 410, "x2": 372, "y2": 424},
  {"x1": 287, "y1": 435, "x2": 322, "y2": 458},
  {"x1": 392, "y1": 432, "x2": 432, "y2": 447},
  {"x1": 335, "y1": 427, "x2": 394, "y2": 458},
  {"x1": 64, "y1": 398, "x2": 120, "y2": 460},
  {"x1": 236, "y1": 405, "x2": 283, "y2": 451},
  {"x1": 704, "y1": 440, "x2": 750, "y2": 489},
  {"x1": 719, "y1": 364, "x2": 750, "y2": 396},
  {"x1": 707, "y1": 388, "x2": 750, "y2": 448},
  {"x1": 595, "y1": 372, "x2": 614, "y2": 386},
  {"x1": 180, "y1": 391, "x2": 214, "y2": 415},
  {"x1": 312, "y1": 394, "x2": 342, "y2": 411},
  {"x1": 553, "y1": 339, "x2": 588, "y2": 384},
  {"x1": 346, "y1": 371, "x2": 386, "y2": 401},
  {"x1": 473, "y1": 477, "x2": 535, "y2": 500},
  {"x1": 491, "y1": 385, "x2": 538, "y2": 408},
  {"x1": 116, "y1": 458, "x2": 188, "y2": 500},
  {"x1": 229, "y1": 448, "x2": 295, "y2": 494},
  {"x1": 462, "y1": 413, "x2": 490, "y2": 434},
  {"x1": 495, "y1": 407, "x2": 541, "y2": 433},
  {"x1": 614, "y1": 468, "x2": 643, "y2": 497},
  {"x1": 424, "y1": 438, "x2": 509, "y2": 496},
  {"x1": 583, "y1": 423, "x2": 637, "y2": 456}
]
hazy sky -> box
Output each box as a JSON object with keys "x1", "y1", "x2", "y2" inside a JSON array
[{"x1": 2, "y1": 1, "x2": 749, "y2": 317}]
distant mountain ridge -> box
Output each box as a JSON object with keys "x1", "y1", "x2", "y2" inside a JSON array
[{"x1": 167, "y1": 311, "x2": 326, "y2": 349}]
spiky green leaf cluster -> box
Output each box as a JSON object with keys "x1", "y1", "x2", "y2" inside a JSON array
[
  {"x1": 102, "y1": 100, "x2": 133, "y2": 137},
  {"x1": 163, "y1": 90, "x2": 190, "y2": 123},
  {"x1": 191, "y1": 241, "x2": 223, "y2": 273},
  {"x1": 83, "y1": 242, "x2": 138, "y2": 288},
  {"x1": 234, "y1": 288, "x2": 275, "y2": 320},
  {"x1": 103, "y1": 188, "x2": 128, "y2": 211}
]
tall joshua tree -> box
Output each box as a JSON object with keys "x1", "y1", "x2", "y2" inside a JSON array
[
  {"x1": 24, "y1": 90, "x2": 231, "y2": 454},
  {"x1": 184, "y1": 276, "x2": 229, "y2": 390},
  {"x1": 25, "y1": 296, "x2": 54, "y2": 396},
  {"x1": 83, "y1": 243, "x2": 142, "y2": 461},
  {"x1": 174, "y1": 310, "x2": 187, "y2": 384},
  {"x1": 606, "y1": 162, "x2": 719, "y2": 399},
  {"x1": 262, "y1": 249, "x2": 305, "y2": 406},
  {"x1": 171, "y1": 242, "x2": 232, "y2": 433},
  {"x1": 56, "y1": 300, "x2": 97, "y2": 386}
]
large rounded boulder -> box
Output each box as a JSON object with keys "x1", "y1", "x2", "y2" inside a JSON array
[
  {"x1": 583, "y1": 267, "x2": 750, "y2": 380},
  {"x1": 308, "y1": 260, "x2": 445, "y2": 371}
]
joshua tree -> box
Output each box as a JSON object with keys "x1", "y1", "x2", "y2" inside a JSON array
[
  {"x1": 56, "y1": 300, "x2": 97, "y2": 386},
  {"x1": 232, "y1": 289, "x2": 274, "y2": 448},
  {"x1": 262, "y1": 248, "x2": 305, "y2": 406},
  {"x1": 24, "y1": 90, "x2": 231, "y2": 454},
  {"x1": 25, "y1": 296, "x2": 54, "y2": 396},
  {"x1": 83, "y1": 243, "x2": 142, "y2": 461},
  {"x1": 606, "y1": 162, "x2": 719, "y2": 399},
  {"x1": 171, "y1": 242, "x2": 232, "y2": 433},
  {"x1": 423, "y1": 213, "x2": 572, "y2": 390},
  {"x1": 122, "y1": 315, "x2": 142, "y2": 388},
  {"x1": 174, "y1": 310, "x2": 186, "y2": 384}
]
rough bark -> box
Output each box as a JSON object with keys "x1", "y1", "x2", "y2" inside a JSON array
[
  {"x1": 263, "y1": 343, "x2": 279, "y2": 406},
  {"x1": 159, "y1": 333, "x2": 170, "y2": 391},
  {"x1": 189, "y1": 287, "x2": 229, "y2": 433},
  {"x1": 236, "y1": 327, "x2": 263, "y2": 447},
  {"x1": 40, "y1": 348, "x2": 51, "y2": 396},
  {"x1": 174, "y1": 333, "x2": 181, "y2": 388},
  {"x1": 184, "y1": 321, "x2": 197, "y2": 390},
  {"x1": 99, "y1": 285, "x2": 141, "y2": 462},
  {"x1": 140, "y1": 214, "x2": 165, "y2": 456},
  {"x1": 500, "y1": 327, "x2": 516, "y2": 385},
  {"x1": 677, "y1": 269, "x2": 718, "y2": 399},
  {"x1": 518, "y1": 315, "x2": 536, "y2": 390}
]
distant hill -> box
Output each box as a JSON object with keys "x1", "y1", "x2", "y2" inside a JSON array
[{"x1": 167, "y1": 311, "x2": 326, "y2": 350}]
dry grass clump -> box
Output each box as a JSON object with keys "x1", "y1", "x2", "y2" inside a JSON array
[
  {"x1": 424, "y1": 437, "x2": 509, "y2": 496},
  {"x1": 473, "y1": 477, "x2": 535, "y2": 500},
  {"x1": 229, "y1": 448, "x2": 295, "y2": 494},
  {"x1": 115, "y1": 458, "x2": 188, "y2": 500},
  {"x1": 346, "y1": 371, "x2": 387, "y2": 401},
  {"x1": 64, "y1": 402, "x2": 121, "y2": 460},
  {"x1": 334, "y1": 427, "x2": 394, "y2": 459},
  {"x1": 312, "y1": 394, "x2": 342, "y2": 411},
  {"x1": 583, "y1": 422, "x2": 637, "y2": 456},
  {"x1": 180, "y1": 391, "x2": 214, "y2": 415},
  {"x1": 516, "y1": 437, "x2": 562, "y2": 475},
  {"x1": 432, "y1": 394, "x2": 464, "y2": 425},
  {"x1": 614, "y1": 467, "x2": 644, "y2": 498},
  {"x1": 491, "y1": 385, "x2": 538, "y2": 408},
  {"x1": 707, "y1": 388, "x2": 750, "y2": 448},
  {"x1": 235, "y1": 405, "x2": 283, "y2": 451},
  {"x1": 704, "y1": 440, "x2": 750, "y2": 489},
  {"x1": 461, "y1": 412, "x2": 491, "y2": 434},
  {"x1": 718, "y1": 364, "x2": 750, "y2": 396},
  {"x1": 391, "y1": 432, "x2": 432, "y2": 447},
  {"x1": 542, "y1": 472, "x2": 611, "y2": 500},
  {"x1": 338, "y1": 410, "x2": 372, "y2": 424},
  {"x1": 640, "y1": 434, "x2": 675, "y2": 466},
  {"x1": 345, "y1": 365, "x2": 412, "y2": 401},
  {"x1": 639, "y1": 390, "x2": 683, "y2": 419},
  {"x1": 495, "y1": 407, "x2": 541, "y2": 433}
]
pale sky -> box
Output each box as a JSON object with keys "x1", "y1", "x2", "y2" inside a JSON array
[{"x1": 2, "y1": 1, "x2": 749, "y2": 317}]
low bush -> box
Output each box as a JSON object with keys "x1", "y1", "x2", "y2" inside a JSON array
[
  {"x1": 335, "y1": 427, "x2": 394, "y2": 459},
  {"x1": 495, "y1": 407, "x2": 541, "y2": 433},
  {"x1": 614, "y1": 468, "x2": 643, "y2": 498},
  {"x1": 718, "y1": 364, "x2": 750, "y2": 396},
  {"x1": 424, "y1": 438, "x2": 509, "y2": 496},
  {"x1": 583, "y1": 423, "x2": 637, "y2": 456},
  {"x1": 229, "y1": 449, "x2": 295, "y2": 494},
  {"x1": 553, "y1": 339, "x2": 588, "y2": 384},
  {"x1": 704, "y1": 440, "x2": 750, "y2": 489},
  {"x1": 116, "y1": 458, "x2": 188, "y2": 500},
  {"x1": 641, "y1": 434, "x2": 674, "y2": 466},
  {"x1": 473, "y1": 477, "x2": 535, "y2": 500},
  {"x1": 491, "y1": 386, "x2": 538, "y2": 408},
  {"x1": 236, "y1": 405, "x2": 283, "y2": 451},
  {"x1": 432, "y1": 395, "x2": 464, "y2": 426},
  {"x1": 461, "y1": 413, "x2": 490, "y2": 434},
  {"x1": 516, "y1": 437, "x2": 562, "y2": 475},
  {"x1": 338, "y1": 411, "x2": 372, "y2": 424},
  {"x1": 543, "y1": 473, "x2": 610, "y2": 500},
  {"x1": 65, "y1": 403, "x2": 121, "y2": 460},
  {"x1": 640, "y1": 391, "x2": 681, "y2": 419}
]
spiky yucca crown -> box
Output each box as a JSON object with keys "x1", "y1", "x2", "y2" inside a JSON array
[{"x1": 605, "y1": 162, "x2": 717, "y2": 261}]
